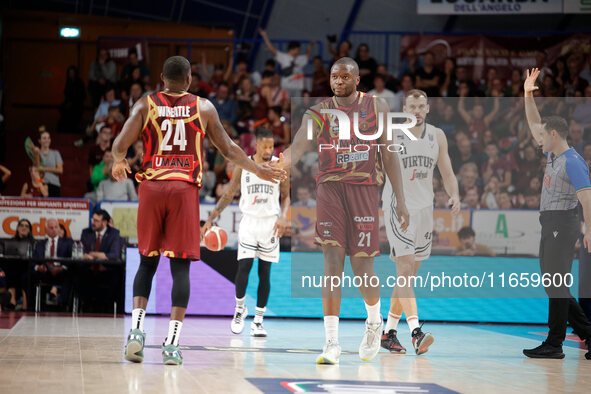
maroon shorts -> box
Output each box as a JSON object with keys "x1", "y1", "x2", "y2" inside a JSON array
[
  {"x1": 315, "y1": 182, "x2": 380, "y2": 257},
  {"x1": 137, "y1": 180, "x2": 201, "y2": 260}
]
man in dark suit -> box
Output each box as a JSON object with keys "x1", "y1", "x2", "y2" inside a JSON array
[
  {"x1": 79, "y1": 209, "x2": 122, "y2": 312},
  {"x1": 32, "y1": 218, "x2": 73, "y2": 308}
]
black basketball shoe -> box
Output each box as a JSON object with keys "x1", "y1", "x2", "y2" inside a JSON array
[
  {"x1": 381, "y1": 329, "x2": 406, "y2": 354},
  {"x1": 523, "y1": 342, "x2": 565, "y2": 359},
  {"x1": 411, "y1": 326, "x2": 434, "y2": 355}
]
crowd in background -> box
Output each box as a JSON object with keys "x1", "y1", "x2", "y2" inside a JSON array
[
  {"x1": 2, "y1": 33, "x2": 591, "y2": 310},
  {"x1": 2, "y1": 33, "x2": 591, "y2": 211}
]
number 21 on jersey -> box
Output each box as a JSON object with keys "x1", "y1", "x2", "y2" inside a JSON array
[{"x1": 160, "y1": 119, "x2": 187, "y2": 151}]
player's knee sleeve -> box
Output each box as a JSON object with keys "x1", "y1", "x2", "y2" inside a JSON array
[
  {"x1": 133, "y1": 255, "x2": 160, "y2": 299},
  {"x1": 170, "y1": 258, "x2": 191, "y2": 308},
  {"x1": 235, "y1": 258, "x2": 254, "y2": 299},
  {"x1": 257, "y1": 260, "x2": 272, "y2": 308}
]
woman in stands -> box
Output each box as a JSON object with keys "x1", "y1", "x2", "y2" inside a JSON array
[
  {"x1": 33, "y1": 126, "x2": 63, "y2": 197},
  {"x1": 20, "y1": 166, "x2": 49, "y2": 198},
  {"x1": 4, "y1": 219, "x2": 34, "y2": 310}
]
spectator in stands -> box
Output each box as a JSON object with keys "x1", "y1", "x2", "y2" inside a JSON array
[
  {"x1": 311, "y1": 56, "x2": 330, "y2": 97},
  {"x1": 481, "y1": 142, "x2": 513, "y2": 191},
  {"x1": 480, "y1": 175, "x2": 500, "y2": 209},
  {"x1": 438, "y1": 104, "x2": 461, "y2": 140},
  {"x1": 515, "y1": 144, "x2": 541, "y2": 192},
  {"x1": 0, "y1": 164, "x2": 11, "y2": 194},
  {"x1": 293, "y1": 185, "x2": 316, "y2": 208},
  {"x1": 86, "y1": 149, "x2": 114, "y2": 204},
  {"x1": 106, "y1": 105, "x2": 125, "y2": 137},
  {"x1": 121, "y1": 48, "x2": 150, "y2": 83},
  {"x1": 568, "y1": 120, "x2": 586, "y2": 155},
  {"x1": 398, "y1": 47, "x2": 422, "y2": 79},
  {"x1": 579, "y1": 53, "x2": 591, "y2": 85},
  {"x1": 259, "y1": 28, "x2": 313, "y2": 97},
  {"x1": 504, "y1": 68, "x2": 524, "y2": 97},
  {"x1": 2, "y1": 218, "x2": 34, "y2": 310},
  {"x1": 434, "y1": 188, "x2": 449, "y2": 209},
  {"x1": 480, "y1": 67, "x2": 498, "y2": 96},
  {"x1": 231, "y1": 59, "x2": 251, "y2": 90},
  {"x1": 34, "y1": 127, "x2": 63, "y2": 197},
  {"x1": 126, "y1": 81, "x2": 145, "y2": 116},
  {"x1": 32, "y1": 218, "x2": 73, "y2": 309},
  {"x1": 20, "y1": 166, "x2": 48, "y2": 198},
  {"x1": 80, "y1": 209, "x2": 122, "y2": 312},
  {"x1": 209, "y1": 82, "x2": 238, "y2": 124},
  {"x1": 89, "y1": 126, "x2": 112, "y2": 174},
  {"x1": 265, "y1": 107, "x2": 290, "y2": 153},
  {"x1": 456, "y1": 226, "x2": 495, "y2": 257},
  {"x1": 201, "y1": 52, "x2": 233, "y2": 90},
  {"x1": 415, "y1": 51, "x2": 441, "y2": 97},
  {"x1": 236, "y1": 77, "x2": 257, "y2": 122},
  {"x1": 496, "y1": 190, "x2": 513, "y2": 209},
  {"x1": 393, "y1": 74, "x2": 414, "y2": 112},
  {"x1": 81, "y1": 210, "x2": 120, "y2": 261},
  {"x1": 58, "y1": 66, "x2": 86, "y2": 134},
  {"x1": 264, "y1": 72, "x2": 289, "y2": 112},
  {"x1": 451, "y1": 137, "x2": 484, "y2": 175},
  {"x1": 368, "y1": 75, "x2": 396, "y2": 108},
  {"x1": 355, "y1": 43, "x2": 378, "y2": 91},
  {"x1": 541, "y1": 74, "x2": 560, "y2": 97},
  {"x1": 571, "y1": 86, "x2": 591, "y2": 136},
  {"x1": 520, "y1": 188, "x2": 541, "y2": 210},
  {"x1": 440, "y1": 57, "x2": 457, "y2": 97},
  {"x1": 251, "y1": 59, "x2": 277, "y2": 87},
  {"x1": 188, "y1": 72, "x2": 209, "y2": 98},
  {"x1": 126, "y1": 139, "x2": 144, "y2": 182},
  {"x1": 529, "y1": 175, "x2": 542, "y2": 194},
  {"x1": 564, "y1": 53, "x2": 588, "y2": 96},
  {"x1": 88, "y1": 48, "x2": 117, "y2": 109},
  {"x1": 96, "y1": 165, "x2": 138, "y2": 201},
  {"x1": 252, "y1": 70, "x2": 274, "y2": 120},
  {"x1": 462, "y1": 186, "x2": 481, "y2": 209},
  {"x1": 376, "y1": 64, "x2": 399, "y2": 92},
  {"x1": 327, "y1": 37, "x2": 351, "y2": 63},
  {"x1": 458, "y1": 97, "x2": 499, "y2": 148},
  {"x1": 458, "y1": 162, "x2": 481, "y2": 196},
  {"x1": 94, "y1": 85, "x2": 120, "y2": 121},
  {"x1": 121, "y1": 66, "x2": 143, "y2": 97}
]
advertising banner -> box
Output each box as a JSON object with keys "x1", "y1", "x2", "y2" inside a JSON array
[
  {"x1": 472, "y1": 210, "x2": 541, "y2": 256},
  {"x1": 0, "y1": 197, "x2": 90, "y2": 239},
  {"x1": 417, "y1": 0, "x2": 563, "y2": 15}
]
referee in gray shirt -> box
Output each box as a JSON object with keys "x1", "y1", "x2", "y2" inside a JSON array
[{"x1": 523, "y1": 68, "x2": 591, "y2": 359}]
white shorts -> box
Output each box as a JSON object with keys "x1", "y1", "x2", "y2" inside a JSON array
[
  {"x1": 384, "y1": 205, "x2": 433, "y2": 261},
  {"x1": 238, "y1": 215, "x2": 280, "y2": 263}
]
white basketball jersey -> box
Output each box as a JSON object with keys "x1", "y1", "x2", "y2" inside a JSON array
[
  {"x1": 240, "y1": 156, "x2": 281, "y2": 218},
  {"x1": 382, "y1": 123, "x2": 439, "y2": 211}
]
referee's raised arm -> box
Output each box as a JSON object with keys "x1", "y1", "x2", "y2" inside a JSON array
[{"x1": 523, "y1": 68, "x2": 544, "y2": 146}]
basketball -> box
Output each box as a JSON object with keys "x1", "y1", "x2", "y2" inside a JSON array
[{"x1": 204, "y1": 226, "x2": 228, "y2": 251}]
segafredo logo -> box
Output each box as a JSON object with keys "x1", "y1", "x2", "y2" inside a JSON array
[{"x1": 306, "y1": 109, "x2": 417, "y2": 153}]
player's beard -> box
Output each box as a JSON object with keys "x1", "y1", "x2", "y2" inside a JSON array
[
  {"x1": 333, "y1": 84, "x2": 355, "y2": 97},
  {"x1": 262, "y1": 155, "x2": 271, "y2": 161}
]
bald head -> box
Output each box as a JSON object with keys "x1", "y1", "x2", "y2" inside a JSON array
[
  {"x1": 46, "y1": 218, "x2": 59, "y2": 238},
  {"x1": 331, "y1": 57, "x2": 359, "y2": 76}
]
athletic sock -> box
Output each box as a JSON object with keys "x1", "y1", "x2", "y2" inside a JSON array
[
  {"x1": 164, "y1": 320, "x2": 183, "y2": 346},
  {"x1": 407, "y1": 315, "x2": 419, "y2": 333},
  {"x1": 235, "y1": 296, "x2": 245, "y2": 311},
  {"x1": 365, "y1": 300, "x2": 381, "y2": 324},
  {"x1": 324, "y1": 315, "x2": 339, "y2": 343},
  {"x1": 132, "y1": 308, "x2": 145, "y2": 331},
  {"x1": 385, "y1": 312, "x2": 401, "y2": 332},
  {"x1": 254, "y1": 307, "x2": 265, "y2": 324}
]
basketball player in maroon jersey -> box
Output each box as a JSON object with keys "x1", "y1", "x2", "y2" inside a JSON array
[
  {"x1": 282, "y1": 57, "x2": 409, "y2": 364},
  {"x1": 111, "y1": 56, "x2": 286, "y2": 365}
]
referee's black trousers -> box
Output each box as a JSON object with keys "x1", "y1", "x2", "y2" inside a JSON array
[{"x1": 540, "y1": 209, "x2": 591, "y2": 346}]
